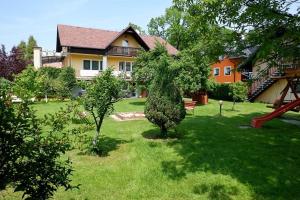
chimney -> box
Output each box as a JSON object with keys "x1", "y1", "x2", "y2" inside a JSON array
[{"x1": 33, "y1": 47, "x2": 42, "y2": 69}]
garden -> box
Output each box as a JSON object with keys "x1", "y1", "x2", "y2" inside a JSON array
[
  {"x1": 1, "y1": 1, "x2": 300, "y2": 199},
  {"x1": 1, "y1": 98, "x2": 300, "y2": 200}
]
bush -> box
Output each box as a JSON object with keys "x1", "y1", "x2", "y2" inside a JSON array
[
  {"x1": 207, "y1": 80, "x2": 248, "y2": 102},
  {"x1": 12, "y1": 65, "x2": 39, "y2": 101},
  {"x1": 37, "y1": 66, "x2": 62, "y2": 79}
]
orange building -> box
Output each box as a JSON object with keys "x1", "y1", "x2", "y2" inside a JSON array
[{"x1": 210, "y1": 57, "x2": 242, "y2": 83}]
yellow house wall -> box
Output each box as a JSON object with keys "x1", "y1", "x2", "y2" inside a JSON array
[
  {"x1": 111, "y1": 33, "x2": 141, "y2": 48},
  {"x1": 107, "y1": 56, "x2": 135, "y2": 71},
  {"x1": 255, "y1": 79, "x2": 300, "y2": 104},
  {"x1": 64, "y1": 54, "x2": 103, "y2": 77},
  {"x1": 62, "y1": 54, "x2": 136, "y2": 77}
]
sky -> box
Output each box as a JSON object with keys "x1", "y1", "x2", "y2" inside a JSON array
[{"x1": 0, "y1": 0, "x2": 172, "y2": 51}]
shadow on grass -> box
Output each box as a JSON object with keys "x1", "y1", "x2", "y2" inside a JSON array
[
  {"x1": 129, "y1": 101, "x2": 146, "y2": 106},
  {"x1": 193, "y1": 183, "x2": 239, "y2": 200},
  {"x1": 160, "y1": 111, "x2": 300, "y2": 199},
  {"x1": 142, "y1": 128, "x2": 183, "y2": 140},
  {"x1": 79, "y1": 136, "x2": 129, "y2": 157}
]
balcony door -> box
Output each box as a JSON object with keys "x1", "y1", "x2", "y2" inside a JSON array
[{"x1": 122, "y1": 40, "x2": 129, "y2": 55}]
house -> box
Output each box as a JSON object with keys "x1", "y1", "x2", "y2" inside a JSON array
[
  {"x1": 246, "y1": 60, "x2": 300, "y2": 104},
  {"x1": 210, "y1": 56, "x2": 243, "y2": 83},
  {"x1": 34, "y1": 24, "x2": 177, "y2": 81}
]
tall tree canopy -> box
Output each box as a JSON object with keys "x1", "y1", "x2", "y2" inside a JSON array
[
  {"x1": 0, "y1": 45, "x2": 28, "y2": 81},
  {"x1": 17, "y1": 35, "x2": 37, "y2": 62},
  {"x1": 128, "y1": 22, "x2": 146, "y2": 35},
  {"x1": 174, "y1": 0, "x2": 300, "y2": 66}
]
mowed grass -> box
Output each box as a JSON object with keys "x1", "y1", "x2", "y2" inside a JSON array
[{"x1": 1, "y1": 98, "x2": 300, "y2": 200}]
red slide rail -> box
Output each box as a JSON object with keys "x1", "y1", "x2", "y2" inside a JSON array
[{"x1": 252, "y1": 98, "x2": 300, "y2": 128}]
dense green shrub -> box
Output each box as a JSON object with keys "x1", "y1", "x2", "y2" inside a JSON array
[
  {"x1": 207, "y1": 80, "x2": 248, "y2": 102},
  {"x1": 12, "y1": 65, "x2": 39, "y2": 101},
  {"x1": 38, "y1": 67, "x2": 62, "y2": 79}
]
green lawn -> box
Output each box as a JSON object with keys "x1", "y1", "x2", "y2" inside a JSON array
[{"x1": 2, "y1": 99, "x2": 300, "y2": 200}]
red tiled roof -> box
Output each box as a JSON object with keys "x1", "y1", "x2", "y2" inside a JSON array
[{"x1": 57, "y1": 24, "x2": 178, "y2": 55}]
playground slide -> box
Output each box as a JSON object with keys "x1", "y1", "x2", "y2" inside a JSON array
[{"x1": 252, "y1": 98, "x2": 300, "y2": 128}]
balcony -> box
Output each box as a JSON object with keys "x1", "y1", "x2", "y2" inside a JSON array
[
  {"x1": 107, "y1": 46, "x2": 141, "y2": 57},
  {"x1": 80, "y1": 70, "x2": 100, "y2": 77}
]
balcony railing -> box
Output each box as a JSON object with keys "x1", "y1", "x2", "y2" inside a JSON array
[{"x1": 107, "y1": 46, "x2": 141, "y2": 57}]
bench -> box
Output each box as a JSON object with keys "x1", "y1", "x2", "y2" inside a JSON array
[{"x1": 184, "y1": 101, "x2": 197, "y2": 115}]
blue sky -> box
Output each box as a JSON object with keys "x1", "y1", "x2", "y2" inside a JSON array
[{"x1": 0, "y1": 0, "x2": 172, "y2": 50}]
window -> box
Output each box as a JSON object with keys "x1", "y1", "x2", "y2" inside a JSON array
[
  {"x1": 83, "y1": 60, "x2": 91, "y2": 70},
  {"x1": 119, "y1": 61, "x2": 132, "y2": 72},
  {"x1": 213, "y1": 67, "x2": 220, "y2": 76},
  {"x1": 224, "y1": 66, "x2": 231, "y2": 75},
  {"x1": 83, "y1": 60, "x2": 103, "y2": 71},
  {"x1": 92, "y1": 61, "x2": 99, "y2": 70},
  {"x1": 119, "y1": 62, "x2": 125, "y2": 71},
  {"x1": 126, "y1": 62, "x2": 131, "y2": 72}
]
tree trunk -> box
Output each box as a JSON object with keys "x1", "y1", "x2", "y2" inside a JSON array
[
  {"x1": 45, "y1": 93, "x2": 48, "y2": 103},
  {"x1": 160, "y1": 125, "x2": 168, "y2": 138},
  {"x1": 232, "y1": 100, "x2": 236, "y2": 111},
  {"x1": 92, "y1": 117, "x2": 104, "y2": 146}
]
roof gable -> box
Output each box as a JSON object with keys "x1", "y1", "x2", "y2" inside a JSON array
[{"x1": 56, "y1": 24, "x2": 178, "y2": 55}]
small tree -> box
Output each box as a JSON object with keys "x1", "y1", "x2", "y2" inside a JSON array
[
  {"x1": 36, "y1": 72, "x2": 53, "y2": 102},
  {"x1": 12, "y1": 65, "x2": 39, "y2": 101},
  {"x1": 144, "y1": 45, "x2": 186, "y2": 137},
  {"x1": 83, "y1": 68, "x2": 123, "y2": 147},
  {"x1": 229, "y1": 82, "x2": 248, "y2": 110}
]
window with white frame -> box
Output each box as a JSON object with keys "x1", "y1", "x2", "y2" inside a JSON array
[
  {"x1": 213, "y1": 67, "x2": 220, "y2": 76},
  {"x1": 119, "y1": 61, "x2": 132, "y2": 72},
  {"x1": 83, "y1": 60, "x2": 103, "y2": 71},
  {"x1": 224, "y1": 66, "x2": 231, "y2": 75}
]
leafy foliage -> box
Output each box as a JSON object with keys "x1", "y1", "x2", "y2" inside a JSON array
[
  {"x1": 148, "y1": 7, "x2": 191, "y2": 50},
  {"x1": 12, "y1": 65, "x2": 39, "y2": 101},
  {"x1": 144, "y1": 45, "x2": 186, "y2": 136},
  {"x1": 229, "y1": 82, "x2": 248, "y2": 110},
  {"x1": 174, "y1": 0, "x2": 300, "y2": 66},
  {"x1": 0, "y1": 84, "x2": 75, "y2": 199},
  {"x1": 0, "y1": 45, "x2": 28, "y2": 81},
  {"x1": 128, "y1": 22, "x2": 146, "y2": 35},
  {"x1": 17, "y1": 36, "x2": 37, "y2": 62},
  {"x1": 82, "y1": 67, "x2": 124, "y2": 150}
]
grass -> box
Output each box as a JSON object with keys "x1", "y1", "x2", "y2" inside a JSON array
[{"x1": 1, "y1": 99, "x2": 300, "y2": 200}]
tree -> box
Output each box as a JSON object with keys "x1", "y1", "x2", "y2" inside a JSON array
[
  {"x1": 148, "y1": 7, "x2": 190, "y2": 50},
  {"x1": 12, "y1": 65, "x2": 39, "y2": 101},
  {"x1": 36, "y1": 71, "x2": 53, "y2": 102},
  {"x1": 229, "y1": 82, "x2": 248, "y2": 110},
  {"x1": 174, "y1": 0, "x2": 300, "y2": 67},
  {"x1": 58, "y1": 67, "x2": 77, "y2": 91},
  {"x1": 128, "y1": 22, "x2": 146, "y2": 35},
  {"x1": 0, "y1": 84, "x2": 75, "y2": 199},
  {"x1": 83, "y1": 68, "x2": 124, "y2": 147},
  {"x1": 144, "y1": 44, "x2": 186, "y2": 137},
  {"x1": 148, "y1": 16, "x2": 167, "y2": 39},
  {"x1": 26, "y1": 35, "x2": 37, "y2": 61},
  {"x1": 17, "y1": 41, "x2": 27, "y2": 60},
  {"x1": 54, "y1": 67, "x2": 77, "y2": 100},
  {"x1": 0, "y1": 45, "x2": 28, "y2": 81}
]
